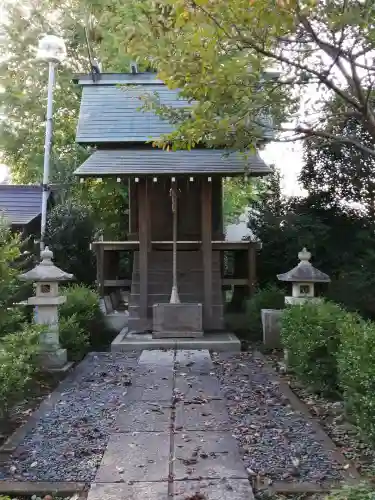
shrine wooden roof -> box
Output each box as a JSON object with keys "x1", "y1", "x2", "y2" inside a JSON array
[
  {"x1": 74, "y1": 149, "x2": 270, "y2": 177},
  {"x1": 73, "y1": 73, "x2": 185, "y2": 145},
  {"x1": 0, "y1": 184, "x2": 51, "y2": 226}
]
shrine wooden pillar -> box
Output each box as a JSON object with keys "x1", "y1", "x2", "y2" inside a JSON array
[
  {"x1": 138, "y1": 178, "x2": 149, "y2": 318},
  {"x1": 248, "y1": 244, "x2": 257, "y2": 297},
  {"x1": 201, "y1": 178, "x2": 212, "y2": 327}
]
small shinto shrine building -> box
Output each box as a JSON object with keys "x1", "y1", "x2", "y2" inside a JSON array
[{"x1": 73, "y1": 72, "x2": 271, "y2": 339}]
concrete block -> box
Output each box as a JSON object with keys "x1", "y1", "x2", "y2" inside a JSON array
[
  {"x1": 175, "y1": 375, "x2": 223, "y2": 401},
  {"x1": 138, "y1": 349, "x2": 175, "y2": 367},
  {"x1": 95, "y1": 432, "x2": 170, "y2": 482},
  {"x1": 172, "y1": 479, "x2": 255, "y2": 500},
  {"x1": 173, "y1": 431, "x2": 248, "y2": 480},
  {"x1": 175, "y1": 350, "x2": 213, "y2": 373},
  {"x1": 104, "y1": 311, "x2": 128, "y2": 333},
  {"x1": 261, "y1": 308, "x2": 283, "y2": 349},
  {"x1": 88, "y1": 482, "x2": 168, "y2": 500},
  {"x1": 175, "y1": 400, "x2": 230, "y2": 431},
  {"x1": 152, "y1": 303, "x2": 203, "y2": 338},
  {"x1": 115, "y1": 402, "x2": 172, "y2": 432}
]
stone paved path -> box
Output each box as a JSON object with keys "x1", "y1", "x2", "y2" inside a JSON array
[{"x1": 88, "y1": 349, "x2": 255, "y2": 500}]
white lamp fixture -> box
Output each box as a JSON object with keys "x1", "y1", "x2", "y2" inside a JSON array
[{"x1": 37, "y1": 34, "x2": 67, "y2": 63}]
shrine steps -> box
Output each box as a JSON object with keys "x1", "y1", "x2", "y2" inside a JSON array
[{"x1": 111, "y1": 330, "x2": 241, "y2": 352}]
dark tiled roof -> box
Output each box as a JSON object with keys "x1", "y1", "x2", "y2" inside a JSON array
[
  {"x1": 74, "y1": 149, "x2": 271, "y2": 176},
  {"x1": 277, "y1": 262, "x2": 330, "y2": 283},
  {"x1": 75, "y1": 73, "x2": 186, "y2": 144},
  {"x1": 0, "y1": 185, "x2": 47, "y2": 225}
]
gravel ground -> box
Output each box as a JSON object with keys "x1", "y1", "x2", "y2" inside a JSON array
[
  {"x1": 212, "y1": 352, "x2": 344, "y2": 485},
  {"x1": 0, "y1": 352, "x2": 139, "y2": 482}
]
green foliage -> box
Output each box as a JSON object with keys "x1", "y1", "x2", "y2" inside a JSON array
[
  {"x1": 326, "y1": 482, "x2": 375, "y2": 499},
  {"x1": 0, "y1": 0, "x2": 135, "y2": 185},
  {"x1": 302, "y1": 94, "x2": 375, "y2": 217},
  {"x1": 45, "y1": 200, "x2": 96, "y2": 286},
  {"x1": 337, "y1": 313, "x2": 375, "y2": 442},
  {"x1": 246, "y1": 285, "x2": 285, "y2": 339},
  {"x1": 0, "y1": 323, "x2": 41, "y2": 419},
  {"x1": 79, "y1": 178, "x2": 129, "y2": 240},
  {"x1": 223, "y1": 177, "x2": 260, "y2": 224},
  {"x1": 281, "y1": 301, "x2": 346, "y2": 394},
  {"x1": 249, "y1": 168, "x2": 375, "y2": 323},
  {"x1": 59, "y1": 314, "x2": 89, "y2": 361},
  {"x1": 327, "y1": 246, "x2": 375, "y2": 319},
  {"x1": 89, "y1": 0, "x2": 375, "y2": 154},
  {"x1": 60, "y1": 284, "x2": 112, "y2": 351},
  {"x1": 0, "y1": 217, "x2": 32, "y2": 336}
]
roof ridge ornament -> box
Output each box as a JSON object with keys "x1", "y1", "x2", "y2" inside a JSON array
[
  {"x1": 40, "y1": 246, "x2": 54, "y2": 265},
  {"x1": 298, "y1": 247, "x2": 311, "y2": 264}
]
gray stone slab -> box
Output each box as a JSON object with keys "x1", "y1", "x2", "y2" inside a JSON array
[
  {"x1": 88, "y1": 482, "x2": 168, "y2": 500},
  {"x1": 174, "y1": 375, "x2": 223, "y2": 401},
  {"x1": 175, "y1": 349, "x2": 214, "y2": 374},
  {"x1": 126, "y1": 376, "x2": 173, "y2": 402},
  {"x1": 138, "y1": 349, "x2": 174, "y2": 367},
  {"x1": 115, "y1": 402, "x2": 172, "y2": 432},
  {"x1": 95, "y1": 432, "x2": 170, "y2": 482},
  {"x1": 175, "y1": 400, "x2": 230, "y2": 431},
  {"x1": 134, "y1": 367, "x2": 174, "y2": 382},
  {"x1": 172, "y1": 479, "x2": 255, "y2": 499},
  {"x1": 173, "y1": 431, "x2": 247, "y2": 480}
]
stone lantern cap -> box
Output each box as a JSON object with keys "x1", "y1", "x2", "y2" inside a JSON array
[
  {"x1": 19, "y1": 246, "x2": 74, "y2": 282},
  {"x1": 277, "y1": 248, "x2": 330, "y2": 283}
]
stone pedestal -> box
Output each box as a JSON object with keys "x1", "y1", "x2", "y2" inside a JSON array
[
  {"x1": 261, "y1": 309, "x2": 283, "y2": 349},
  {"x1": 152, "y1": 303, "x2": 203, "y2": 338},
  {"x1": 28, "y1": 295, "x2": 71, "y2": 371}
]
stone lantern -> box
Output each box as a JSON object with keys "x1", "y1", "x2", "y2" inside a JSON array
[
  {"x1": 19, "y1": 246, "x2": 73, "y2": 371},
  {"x1": 261, "y1": 248, "x2": 330, "y2": 350},
  {"x1": 277, "y1": 248, "x2": 330, "y2": 304}
]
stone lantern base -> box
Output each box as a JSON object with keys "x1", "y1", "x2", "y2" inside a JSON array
[
  {"x1": 285, "y1": 296, "x2": 323, "y2": 306},
  {"x1": 39, "y1": 347, "x2": 73, "y2": 372}
]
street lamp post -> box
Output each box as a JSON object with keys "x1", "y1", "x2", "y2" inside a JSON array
[{"x1": 36, "y1": 34, "x2": 66, "y2": 251}]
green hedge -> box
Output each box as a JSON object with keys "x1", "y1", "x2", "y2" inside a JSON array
[
  {"x1": 0, "y1": 324, "x2": 41, "y2": 419},
  {"x1": 337, "y1": 313, "x2": 375, "y2": 442},
  {"x1": 281, "y1": 300, "x2": 346, "y2": 394},
  {"x1": 326, "y1": 482, "x2": 375, "y2": 499},
  {"x1": 59, "y1": 284, "x2": 114, "y2": 355}
]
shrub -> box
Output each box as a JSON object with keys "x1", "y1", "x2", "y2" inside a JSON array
[
  {"x1": 281, "y1": 300, "x2": 346, "y2": 394},
  {"x1": 325, "y1": 482, "x2": 375, "y2": 499},
  {"x1": 59, "y1": 314, "x2": 89, "y2": 361},
  {"x1": 60, "y1": 284, "x2": 113, "y2": 351},
  {"x1": 245, "y1": 285, "x2": 285, "y2": 339},
  {"x1": 0, "y1": 217, "x2": 32, "y2": 337},
  {"x1": 0, "y1": 323, "x2": 41, "y2": 419},
  {"x1": 45, "y1": 200, "x2": 96, "y2": 285},
  {"x1": 337, "y1": 312, "x2": 375, "y2": 441}
]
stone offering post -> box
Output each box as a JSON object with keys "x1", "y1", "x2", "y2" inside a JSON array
[{"x1": 19, "y1": 246, "x2": 73, "y2": 372}]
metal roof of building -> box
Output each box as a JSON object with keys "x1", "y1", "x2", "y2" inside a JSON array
[
  {"x1": 0, "y1": 185, "x2": 48, "y2": 226},
  {"x1": 74, "y1": 148, "x2": 271, "y2": 176},
  {"x1": 74, "y1": 73, "x2": 187, "y2": 144}
]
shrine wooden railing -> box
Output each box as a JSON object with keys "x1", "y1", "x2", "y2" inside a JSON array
[{"x1": 91, "y1": 240, "x2": 260, "y2": 299}]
